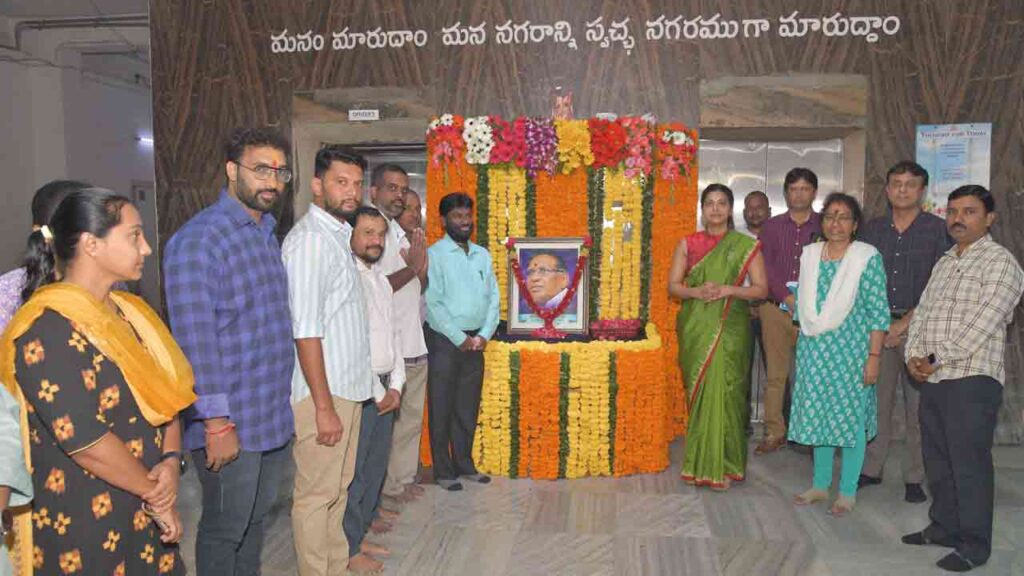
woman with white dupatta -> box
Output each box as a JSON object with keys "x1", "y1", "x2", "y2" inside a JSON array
[{"x1": 788, "y1": 193, "x2": 890, "y2": 516}]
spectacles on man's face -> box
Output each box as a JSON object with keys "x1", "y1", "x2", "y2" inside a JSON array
[
  {"x1": 526, "y1": 267, "x2": 566, "y2": 278},
  {"x1": 823, "y1": 213, "x2": 854, "y2": 224},
  {"x1": 236, "y1": 162, "x2": 293, "y2": 184}
]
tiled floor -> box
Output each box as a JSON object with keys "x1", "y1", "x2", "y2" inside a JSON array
[{"x1": 177, "y1": 439, "x2": 1024, "y2": 575}]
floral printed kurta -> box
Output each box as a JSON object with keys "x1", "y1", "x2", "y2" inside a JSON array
[
  {"x1": 15, "y1": 310, "x2": 183, "y2": 575},
  {"x1": 788, "y1": 254, "x2": 891, "y2": 447}
]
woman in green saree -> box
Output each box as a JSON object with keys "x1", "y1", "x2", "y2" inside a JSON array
[{"x1": 669, "y1": 184, "x2": 768, "y2": 489}]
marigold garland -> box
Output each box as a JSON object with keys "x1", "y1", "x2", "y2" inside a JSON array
[
  {"x1": 487, "y1": 165, "x2": 527, "y2": 319},
  {"x1": 555, "y1": 119, "x2": 594, "y2": 174},
  {"x1": 426, "y1": 158, "x2": 477, "y2": 245},
  {"x1": 535, "y1": 170, "x2": 589, "y2": 237},
  {"x1": 517, "y1": 349, "x2": 562, "y2": 479},
  {"x1": 599, "y1": 167, "x2": 643, "y2": 320}
]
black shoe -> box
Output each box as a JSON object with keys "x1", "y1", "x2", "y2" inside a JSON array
[
  {"x1": 901, "y1": 530, "x2": 957, "y2": 548},
  {"x1": 460, "y1": 473, "x2": 491, "y2": 484},
  {"x1": 937, "y1": 551, "x2": 978, "y2": 572},
  {"x1": 904, "y1": 483, "x2": 927, "y2": 503},
  {"x1": 857, "y1": 474, "x2": 882, "y2": 488}
]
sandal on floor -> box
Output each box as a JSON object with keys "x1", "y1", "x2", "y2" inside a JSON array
[
  {"x1": 828, "y1": 495, "x2": 856, "y2": 517},
  {"x1": 793, "y1": 488, "x2": 829, "y2": 506}
]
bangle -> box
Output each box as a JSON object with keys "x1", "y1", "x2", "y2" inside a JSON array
[
  {"x1": 869, "y1": 352, "x2": 881, "y2": 358},
  {"x1": 205, "y1": 422, "x2": 235, "y2": 436}
]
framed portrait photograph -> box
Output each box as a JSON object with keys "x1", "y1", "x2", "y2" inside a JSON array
[{"x1": 506, "y1": 237, "x2": 590, "y2": 335}]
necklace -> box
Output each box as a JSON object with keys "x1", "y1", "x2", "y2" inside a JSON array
[{"x1": 823, "y1": 242, "x2": 848, "y2": 262}]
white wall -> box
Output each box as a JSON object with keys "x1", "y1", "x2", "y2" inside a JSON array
[{"x1": 0, "y1": 26, "x2": 153, "y2": 276}]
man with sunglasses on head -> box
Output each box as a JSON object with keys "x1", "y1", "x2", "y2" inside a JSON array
[{"x1": 165, "y1": 126, "x2": 296, "y2": 576}]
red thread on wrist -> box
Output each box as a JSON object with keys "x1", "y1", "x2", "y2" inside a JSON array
[{"x1": 206, "y1": 422, "x2": 235, "y2": 436}]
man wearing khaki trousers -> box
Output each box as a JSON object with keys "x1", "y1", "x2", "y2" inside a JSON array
[
  {"x1": 284, "y1": 146, "x2": 380, "y2": 575},
  {"x1": 753, "y1": 168, "x2": 821, "y2": 454}
]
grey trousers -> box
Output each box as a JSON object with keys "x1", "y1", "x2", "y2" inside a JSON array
[
  {"x1": 343, "y1": 399, "x2": 395, "y2": 557},
  {"x1": 193, "y1": 444, "x2": 291, "y2": 576},
  {"x1": 862, "y1": 342, "x2": 924, "y2": 483}
]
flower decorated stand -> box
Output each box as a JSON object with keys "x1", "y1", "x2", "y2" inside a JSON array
[{"x1": 421, "y1": 114, "x2": 699, "y2": 478}]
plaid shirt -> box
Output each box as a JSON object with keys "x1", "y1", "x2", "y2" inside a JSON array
[
  {"x1": 164, "y1": 191, "x2": 295, "y2": 452},
  {"x1": 906, "y1": 235, "x2": 1024, "y2": 384}
]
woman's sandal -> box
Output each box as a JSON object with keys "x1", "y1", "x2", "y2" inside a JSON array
[
  {"x1": 793, "y1": 488, "x2": 829, "y2": 506},
  {"x1": 828, "y1": 495, "x2": 856, "y2": 517}
]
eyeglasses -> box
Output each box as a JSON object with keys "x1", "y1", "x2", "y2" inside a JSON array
[
  {"x1": 236, "y1": 162, "x2": 293, "y2": 183},
  {"x1": 823, "y1": 214, "x2": 854, "y2": 224},
  {"x1": 526, "y1": 267, "x2": 566, "y2": 278}
]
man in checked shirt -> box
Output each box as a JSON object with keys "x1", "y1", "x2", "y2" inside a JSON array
[
  {"x1": 164, "y1": 127, "x2": 296, "y2": 576},
  {"x1": 901, "y1": 185, "x2": 1024, "y2": 573}
]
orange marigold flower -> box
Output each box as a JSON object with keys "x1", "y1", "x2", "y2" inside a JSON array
[
  {"x1": 38, "y1": 379, "x2": 60, "y2": 403},
  {"x1": 91, "y1": 492, "x2": 113, "y2": 519},
  {"x1": 58, "y1": 549, "x2": 82, "y2": 574},
  {"x1": 23, "y1": 339, "x2": 45, "y2": 365},
  {"x1": 52, "y1": 415, "x2": 75, "y2": 442}
]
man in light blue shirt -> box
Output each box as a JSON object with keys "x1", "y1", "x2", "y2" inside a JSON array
[{"x1": 425, "y1": 192, "x2": 499, "y2": 491}]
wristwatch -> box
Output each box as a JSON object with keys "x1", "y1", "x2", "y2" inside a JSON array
[
  {"x1": 1, "y1": 508, "x2": 12, "y2": 538},
  {"x1": 160, "y1": 450, "x2": 187, "y2": 475}
]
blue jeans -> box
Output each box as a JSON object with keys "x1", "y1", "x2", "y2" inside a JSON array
[
  {"x1": 343, "y1": 400, "x2": 395, "y2": 557},
  {"x1": 192, "y1": 444, "x2": 291, "y2": 576}
]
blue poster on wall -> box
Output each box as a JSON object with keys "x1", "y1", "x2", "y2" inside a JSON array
[{"x1": 915, "y1": 123, "x2": 991, "y2": 216}]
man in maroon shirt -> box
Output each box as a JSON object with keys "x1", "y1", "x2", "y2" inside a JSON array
[{"x1": 754, "y1": 168, "x2": 822, "y2": 454}]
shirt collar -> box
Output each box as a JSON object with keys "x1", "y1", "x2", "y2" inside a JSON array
[
  {"x1": 783, "y1": 211, "x2": 819, "y2": 227},
  {"x1": 307, "y1": 203, "x2": 348, "y2": 234},
  {"x1": 440, "y1": 234, "x2": 475, "y2": 253},
  {"x1": 216, "y1": 189, "x2": 277, "y2": 232},
  {"x1": 947, "y1": 233, "x2": 992, "y2": 258}
]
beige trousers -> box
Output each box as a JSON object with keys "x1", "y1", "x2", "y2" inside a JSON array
[
  {"x1": 862, "y1": 342, "x2": 925, "y2": 483},
  {"x1": 291, "y1": 395, "x2": 362, "y2": 576},
  {"x1": 759, "y1": 302, "x2": 799, "y2": 440},
  {"x1": 383, "y1": 360, "x2": 428, "y2": 496}
]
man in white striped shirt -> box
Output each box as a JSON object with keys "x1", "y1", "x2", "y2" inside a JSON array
[{"x1": 283, "y1": 146, "x2": 381, "y2": 575}]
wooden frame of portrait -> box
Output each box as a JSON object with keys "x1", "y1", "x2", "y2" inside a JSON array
[{"x1": 506, "y1": 236, "x2": 590, "y2": 336}]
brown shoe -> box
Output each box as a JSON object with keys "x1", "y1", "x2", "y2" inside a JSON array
[{"x1": 754, "y1": 436, "x2": 787, "y2": 455}]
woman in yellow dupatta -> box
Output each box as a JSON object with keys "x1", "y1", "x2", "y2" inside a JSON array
[
  {"x1": 0, "y1": 189, "x2": 195, "y2": 576},
  {"x1": 669, "y1": 184, "x2": 768, "y2": 490}
]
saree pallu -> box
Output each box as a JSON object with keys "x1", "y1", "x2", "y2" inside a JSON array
[{"x1": 677, "y1": 231, "x2": 759, "y2": 487}]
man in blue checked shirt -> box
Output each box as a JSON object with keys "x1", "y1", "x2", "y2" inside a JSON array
[
  {"x1": 163, "y1": 126, "x2": 295, "y2": 576},
  {"x1": 424, "y1": 192, "x2": 500, "y2": 492}
]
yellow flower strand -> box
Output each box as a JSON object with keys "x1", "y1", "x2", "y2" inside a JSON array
[{"x1": 472, "y1": 340, "x2": 513, "y2": 475}]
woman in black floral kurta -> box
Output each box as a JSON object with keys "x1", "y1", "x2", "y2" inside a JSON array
[{"x1": 16, "y1": 311, "x2": 184, "y2": 575}]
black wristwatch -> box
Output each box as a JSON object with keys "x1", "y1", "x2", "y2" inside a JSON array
[
  {"x1": 1, "y1": 508, "x2": 12, "y2": 538},
  {"x1": 160, "y1": 450, "x2": 187, "y2": 475}
]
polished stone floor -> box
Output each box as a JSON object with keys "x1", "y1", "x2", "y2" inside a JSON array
[{"x1": 177, "y1": 438, "x2": 1024, "y2": 575}]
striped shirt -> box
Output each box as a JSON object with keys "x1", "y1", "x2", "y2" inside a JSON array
[
  {"x1": 164, "y1": 191, "x2": 295, "y2": 452},
  {"x1": 282, "y1": 204, "x2": 373, "y2": 404},
  {"x1": 906, "y1": 235, "x2": 1024, "y2": 384}
]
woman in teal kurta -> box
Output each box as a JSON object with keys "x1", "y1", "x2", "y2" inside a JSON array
[
  {"x1": 669, "y1": 184, "x2": 768, "y2": 490},
  {"x1": 788, "y1": 193, "x2": 890, "y2": 516}
]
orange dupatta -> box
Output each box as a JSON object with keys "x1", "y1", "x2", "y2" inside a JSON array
[{"x1": 0, "y1": 283, "x2": 196, "y2": 576}]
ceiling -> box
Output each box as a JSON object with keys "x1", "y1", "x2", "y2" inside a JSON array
[{"x1": 0, "y1": 0, "x2": 147, "y2": 19}]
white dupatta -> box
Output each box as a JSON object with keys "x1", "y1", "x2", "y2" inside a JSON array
[{"x1": 797, "y1": 241, "x2": 878, "y2": 336}]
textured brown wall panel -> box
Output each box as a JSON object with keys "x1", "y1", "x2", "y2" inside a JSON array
[{"x1": 151, "y1": 0, "x2": 1024, "y2": 441}]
